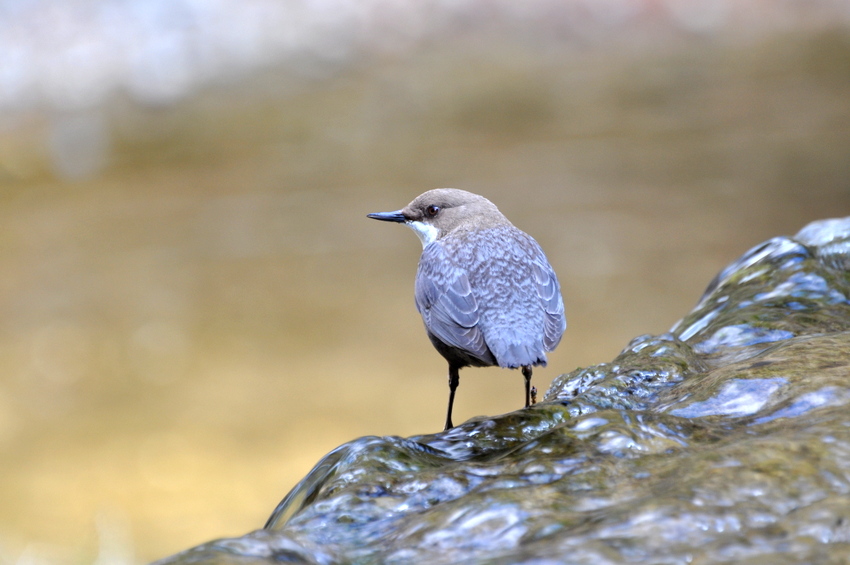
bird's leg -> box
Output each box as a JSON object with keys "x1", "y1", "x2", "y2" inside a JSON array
[
  {"x1": 521, "y1": 365, "x2": 533, "y2": 408},
  {"x1": 444, "y1": 365, "x2": 460, "y2": 430}
]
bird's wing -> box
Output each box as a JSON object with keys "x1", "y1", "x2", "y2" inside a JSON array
[
  {"x1": 532, "y1": 255, "x2": 567, "y2": 352},
  {"x1": 415, "y1": 242, "x2": 490, "y2": 361}
]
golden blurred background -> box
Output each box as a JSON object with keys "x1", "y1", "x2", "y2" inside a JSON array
[{"x1": 1, "y1": 1, "x2": 850, "y2": 563}]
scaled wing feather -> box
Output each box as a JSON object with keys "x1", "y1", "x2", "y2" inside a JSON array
[
  {"x1": 533, "y1": 257, "x2": 566, "y2": 352},
  {"x1": 415, "y1": 243, "x2": 490, "y2": 361}
]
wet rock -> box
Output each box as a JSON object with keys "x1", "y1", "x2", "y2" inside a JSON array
[{"x1": 155, "y1": 217, "x2": 850, "y2": 565}]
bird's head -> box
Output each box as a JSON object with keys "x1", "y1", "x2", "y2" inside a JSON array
[{"x1": 368, "y1": 188, "x2": 507, "y2": 248}]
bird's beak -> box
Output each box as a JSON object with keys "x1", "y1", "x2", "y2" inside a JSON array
[{"x1": 367, "y1": 210, "x2": 407, "y2": 223}]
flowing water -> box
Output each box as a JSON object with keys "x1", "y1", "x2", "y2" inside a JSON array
[{"x1": 158, "y1": 217, "x2": 850, "y2": 563}]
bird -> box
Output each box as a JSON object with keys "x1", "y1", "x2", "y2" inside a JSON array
[{"x1": 368, "y1": 189, "x2": 566, "y2": 430}]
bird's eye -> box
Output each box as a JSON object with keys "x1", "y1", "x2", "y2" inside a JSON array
[{"x1": 426, "y1": 205, "x2": 440, "y2": 217}]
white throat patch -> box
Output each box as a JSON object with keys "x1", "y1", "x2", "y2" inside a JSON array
[{"x1": 406, "y1": 221, "x2": 439, "y2": 248}]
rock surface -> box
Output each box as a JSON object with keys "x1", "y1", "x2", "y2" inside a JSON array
[{"x1": 155, "y1": 217, "x2": 850, "y2": 565}]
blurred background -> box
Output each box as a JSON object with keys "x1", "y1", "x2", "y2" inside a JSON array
[{"x1": 1, "y1": 0, "x2": 849, "y2": 563}]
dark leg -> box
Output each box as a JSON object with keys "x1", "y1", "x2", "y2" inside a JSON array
[
  {"x1": 521, "y1": 365, "x2": 533, "y2": 408},
  {"x1": 444, "y1": 365, "x2": 460, "y2": 430}
]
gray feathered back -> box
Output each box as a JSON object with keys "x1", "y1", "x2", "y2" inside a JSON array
[{"x1": 415, "y1": 223, "x2": 565, "y2": 369}]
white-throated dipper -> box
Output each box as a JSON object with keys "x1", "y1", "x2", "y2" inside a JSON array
[{"x1": 368, "y1": 189, "x2": 566, "y2": 430}]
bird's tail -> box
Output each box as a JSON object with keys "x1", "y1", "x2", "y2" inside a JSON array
[{"x1": 487, "y1": 332, "x2": 547, "y2": 369}]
